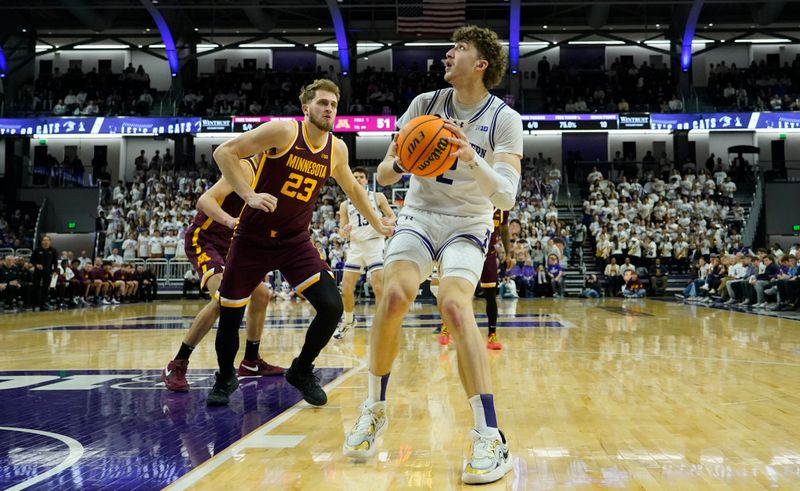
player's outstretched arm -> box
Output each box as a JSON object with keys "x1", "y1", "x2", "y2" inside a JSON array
[
  {"x1": 376, "y1": 192, "x2": 397, "y2": 225},
  {"x1": 213, "y1": 120, "x2": 294, "y2": 213},
  {"x1": 331, "y1": 140, "x2": 393, "y2": 237},
  {"x1": 376, "y1": 138, "x2": 405, "y2": 187}
]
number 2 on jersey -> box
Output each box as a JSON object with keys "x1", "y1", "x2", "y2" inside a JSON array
[
  {"x1": 280, "y1": 172, "x2": 317, "y2": 202},
  {"x1": 435, "y1": 159, "x2": 458, "y2": 185}
]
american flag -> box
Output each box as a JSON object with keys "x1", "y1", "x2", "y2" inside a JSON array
[{"x1": 397, "y1": 0, "x2": 466, "y2": 35}]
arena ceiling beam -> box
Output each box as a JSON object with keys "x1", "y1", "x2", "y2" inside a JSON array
[
  {"x1": 600, "y1": 32, "x2": 671, "y2": 55},
  {"x1": 5, "y1": 38, "x2": 90, "y2": 77},
  {"x1": 689, "y1": 31, "x2": 770, "y2": 56},
  {"x1": 518, "y1": 33, "x2": 591, "y2": 59},
  {"x1": 107, "y1": 36, "x2": 167, "y2": 61}
]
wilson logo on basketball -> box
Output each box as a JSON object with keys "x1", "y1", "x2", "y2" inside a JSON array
[{"x1": 417, "y1": 137, "x2": 449, "y2": 171}]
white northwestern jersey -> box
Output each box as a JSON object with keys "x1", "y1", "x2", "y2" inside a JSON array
[
  {"x1": 347, "y1": 190, "x2": 383, "y2": 243},
  {"x1": 397, "y1": 88, "x2": 523, "y2": 218}
]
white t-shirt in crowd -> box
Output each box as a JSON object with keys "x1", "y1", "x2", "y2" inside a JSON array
[
  {"x1": 149, "y1": 236, "x2": 163, "y2": 255},
  {"x1": 162, "y1": 236, "x2": 177, "y2": 256}
]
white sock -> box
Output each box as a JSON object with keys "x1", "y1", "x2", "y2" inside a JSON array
[
  {"x1": 344, "y1": 311, "x2": 354, "y2": 324},
  {"x1": 469, "y1": 394, "x2": 499, "y2": 435},
  {"x1": 367, "y1": 372, "x2": 388, "y2": 405}
]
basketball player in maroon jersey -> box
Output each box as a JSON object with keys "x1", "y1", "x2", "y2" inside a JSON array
[
  {"x1": 438, "y1": 207, "x2": 510, "y2": 349},
  {"x1": 208, "y1": 79, "x2": 393, "y2": 406},
  {"x1": 480, "y1": 208, "x2": 511, "y2": 349},
  {"x1": 161, "y1": 154, "x2": 283, "y2": 393}
]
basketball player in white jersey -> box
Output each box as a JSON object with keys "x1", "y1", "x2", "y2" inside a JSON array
[
  {"x1": 333, "y1": 167, "x2": 396, "y2": 340},
  {"x1": 343, "y1": 26, "x2": 523, "y2": 485}
]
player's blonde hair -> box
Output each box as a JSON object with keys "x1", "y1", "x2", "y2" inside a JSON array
[
  {"x1": 452, "y1": 25, "x2": 507, "y2": 90},
  {"x1": 299, "y1": 79, "x2": 341, "y2": 105}
]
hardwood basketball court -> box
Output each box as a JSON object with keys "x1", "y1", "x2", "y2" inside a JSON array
[{"x1": 2, "y1": 297, "x2": 800, "y2": 489}]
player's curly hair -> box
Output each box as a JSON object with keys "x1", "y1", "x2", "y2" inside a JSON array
[
  {"x1": 452, "y1": 25, "x2": 507, "y2": 90},
  {"x1": 299, "y1": 78, "x2": 340, "y2": 105}
]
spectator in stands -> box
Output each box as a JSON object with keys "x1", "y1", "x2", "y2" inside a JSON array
[
  {"x1": 649, "y1": 258, "x2": 669, "y2": 296},
  {"x1": 1, "y1": 255, "x2": 24, "y2": 311},
  {"x1": 137, "y1": 264, "x2": 157, "y2": 301},
  {"x1": 162, "y1": 230, "x2": 177, "y2": 260},
  {"x1": 104, "y1": 248, "x2": 124, "y2": 267},
  {"x1": 149, "y1": 230, "x2": 164, "y2": 259},
  {"x1": 749, "y1": 255, "x2": 780, "y2": 308},
  {"x1": 498, "y1": 276, "x2": 519, "y2": 299},
  {"x1": 137, "y1": 230, "x2": 150, "y2": 259},
  {"x1": 95, "y1": 210, "x2": 109, "y2": 254},
  {"x1": 604, "y1": 257, "x2": 622, "y2": 296},
  {"x1": 773, "y1": 254, "x2": 799, "y2": 310},
  {"x1": 581, "y1": 274, "x2": 602, "y2": 298},
  {"x1": 667, "y1": 95, "x2": 683, "y2": 112},
  {"x1": 52, "y1": 99, "x2": 67, "y2": 116},
  {"x1": 183, "y1": 267, "x2": 201, "y2": 299},
  {"x1": 546, "y1": 254, "x2": 564, "y2": 298},
  {"x1": 508, "y1": 254, "x2": 533, "y2": 297},
  {"x1": 622, "y1": 270, "x2": 646, "y2": 298}
]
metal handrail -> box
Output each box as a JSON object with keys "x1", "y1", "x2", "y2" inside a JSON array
[
  {"x1": 33, "y1": 197, "x2": 47, "y2": 244},
  {"x1": 93, "y1": 184, "x2": 104, "y2": 259},
  {"x1": 742, "y1": 166, "x2": 763, "y2": 247}
]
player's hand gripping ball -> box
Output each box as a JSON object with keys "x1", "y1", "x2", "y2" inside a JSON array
[{"x1": 396, "y1": 115, "x2": 458, "y2": 178}]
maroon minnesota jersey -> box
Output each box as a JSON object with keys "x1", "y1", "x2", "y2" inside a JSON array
[
  {"x1": 238, "y1": 120, "x2": 336, "y2": 238},
  {"x1": 191, "y1": 155, "x2": 261, "y2": 241},
  {"x1": 488, "y1": 209, "x2": 509, "y2": 254}
]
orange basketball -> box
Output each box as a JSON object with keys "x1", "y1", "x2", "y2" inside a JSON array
[{"x1": 396, "y1": 115, "x2": 458, "y2": 178}]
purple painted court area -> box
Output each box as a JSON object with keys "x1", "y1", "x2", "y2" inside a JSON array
[{"x1": 0, "y1": 368, "x2": 343, "y2": 490}]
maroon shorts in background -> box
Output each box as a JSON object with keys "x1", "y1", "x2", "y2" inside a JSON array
[
  {"x1": 480, "y1": 252, "x2": 499, "y2": 288},
  {"x1": 217, "y1": 231, "x2": 330, "y2": 306},
  {"x1": 184, "y1": 224, "x2": 231, "y2": 288}
]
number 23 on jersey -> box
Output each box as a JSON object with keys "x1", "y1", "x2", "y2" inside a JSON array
[{"x1": 280, "y1": 172, "x2": 317, "y2": 202}]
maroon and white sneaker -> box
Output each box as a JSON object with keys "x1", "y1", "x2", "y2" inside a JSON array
[
  {"x1": 161, "y1": 359, "x2": 190, "y2": 392},
  {"x1": 238, "y1": 358, "x2": 286, "y2": 377}
]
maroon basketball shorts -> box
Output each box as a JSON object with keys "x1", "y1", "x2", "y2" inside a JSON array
[
  {"x1": 216, "y1": 231, "x2": 331, "y2": 307},
  {"x1": 184, "y1": 224, "x2": 230, "y2": 289},
  {"x1": 480, "y1": 252, "x2": 499, "y2": 288}
]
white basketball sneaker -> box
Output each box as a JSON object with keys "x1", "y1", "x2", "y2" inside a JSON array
[
  {"x1": 462, "y1": 428, "x2": 513, "y2": 485},
  {"x1": 343, "y1": 400, "x2": 387, "y2": 458},
  {"x1": 333, "y1": 319, "x2": 356, "y2": 340}
]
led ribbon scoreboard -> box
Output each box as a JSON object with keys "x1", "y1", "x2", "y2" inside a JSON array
[{"x1": 2, "y1": 112, "x2": 800, "y2": 136}]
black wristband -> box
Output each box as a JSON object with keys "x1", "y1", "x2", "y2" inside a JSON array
[{"x1": 392, "y1": 161, "x2": 405, "y2": 174}]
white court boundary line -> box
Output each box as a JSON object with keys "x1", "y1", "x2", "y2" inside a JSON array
[
  {"x1": 0, "y1": 426, "x2": 85, "y2": 491},
  {"x1": 165, "y1": 354, "x2": 367, "y2": 491}
]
